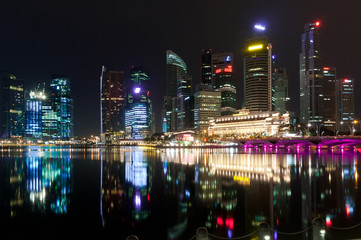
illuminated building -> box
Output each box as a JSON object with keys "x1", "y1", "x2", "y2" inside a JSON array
[
  {"x1": 208, "y1": 109, "x2": 290, "y2": 137},
  {"x1": 176, "y1": 74, "x2": 193, "y2": 131},
  {"x1": 25, "y1": 89, "x2": 47, "y2": 140},
  {"x1": 273, "y1": 67, "x2": 290, "y2": 114},
  {"x1": 125, "y1": 67, "x2": 152, "y2": 139},
  {"x1": 299, "y1": 21, "x2": 323, "y2": 124},
  {"x1": 0, "y1": 71, "x2": 24, "y2": 139},
  {"x1": 100, "y1": 66, "x2": 125, "y2": 134},
  {"x1": 321, "y1": 67, "x2": 337, "y2": 132},
  {"x1": 48, "y1": 74, "x2": 73, "y2": 140},
  {"x1": 337, "y1": 78, "x2": 354, "y2": 132},
  {"x1": 201, "y1": 49, "x2": 213, "y2": 87},
  {"x1": 244, "y1": 37, "x2": 272, "y2": 111},
  {"x1": 194, "y1": 90, "x2": 221, "y2": 132},
  {"x1": 212, "y1": 53, "x2": 236, "y2": 116},
  {"x1": 164, "y1": 50, "x2": 192, "y2": 132}
]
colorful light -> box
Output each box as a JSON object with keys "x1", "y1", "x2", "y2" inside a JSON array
[
  {"x1": 248, "y1": 44, "x2": 263, "y2": 51},
  {"x1": 326, "y1": 216, "x2": 332, "y2": 227},
  {"x1": 315, "y1": 21, "x2": 320, "y2": 27}
]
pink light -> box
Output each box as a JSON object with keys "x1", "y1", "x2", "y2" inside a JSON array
[
  {"x1": 346, "y1": 205, "x2": 350, "y2": 216},
  {"x1": 226, "y1": 218, "x2": 234, "y2": 230},
  {"x1": 217, "y1": 217, "x2": 223, "y2": 226},
  {"x1": 326, "y1": 216, "x2": 332, "y2": 227}
]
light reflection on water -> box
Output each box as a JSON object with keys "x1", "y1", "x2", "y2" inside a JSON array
[{"x1": 1, "y1": 146, "x2": 361, "y2": 239}]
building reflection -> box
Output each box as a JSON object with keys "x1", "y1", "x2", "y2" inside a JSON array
[
  {"x1": 0, "y1": 147, "x2": 73, "y2": 218},
  {"x1": 100, "y1": 148, "x2": 153, "y2": 228}
]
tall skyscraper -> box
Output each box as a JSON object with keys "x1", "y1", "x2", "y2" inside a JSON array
[
  {"x1": 244, "y1": 37, "x2": 272, "y2": 111},
  {"x1": 212, "y1": 52, "x2": 236, "y2": 116},
  {"x1": 125, "y1": 67, "x2": 152, "y2": 139},
  {"x1": 201, "y1": 49, "x2": 213, "y2": 87},
  {"x1": 321, "y1": 67, "x2": 337, "y2": 132},
  {"x1": 100, "y1": 67, "x2": 125, "y2": 134},
  {"x1": 164, "y1": 50, "x2": 192, "y2": 132},
  {"x1": 0, "y1": 72, "x2": 24, "y2": 139},
  {"x1": 49, "y1": 74, "x2": 73, "y2": 140},
  {"x1": 337, "y1": 78, "x2": 354, "y2": 132},
  {"x1": 299, "y1": 21, "x2": 323, "y2": 124},
  {"x1": 273, "y1": 67, "x2": 290, "y2": 114},
  {"x1": 25, "y1": 88, "x2": 46, "y2": 140}
]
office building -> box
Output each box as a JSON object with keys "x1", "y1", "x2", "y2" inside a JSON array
[
  {"x1": 321, "y1": 67, "x2": 337, "y2": 132},
  {"x1": 201, "y1": 49, "x2": 213, "y2": 87},
  {"x1": 299, "y1": 21, "x2": 323, "y2": 124},
  {"x1": 214, "y1": 65, "x2": 236, "y2": 116},
  {"x1": 125, "y1": 67, "x2": 152, "y2": 139},
  {"x1": 25, "y1": 89, "x2": 46, "y2": 140},
  {"x1": 194, "y1": 90, "x2": 221, "y2": 132},
  {"x1": 273, "y1": 67, "x2": 290, "y2": 114},
  {"x1": 337, "y1": 78, "x2": 355, "y2": 133},
  {"x1": 0, "y1": 72, "x2": 24, "y2": 139},
  {"x1": 49, "y1": 74, "x2": 73, "y2": 140},
  {"x1": 100, "y1": 66, "x2": 125, "y2": 134},
  {"x1": 164, "y1": 50, "x2": 192, "y2": 132},
  {"x1": 244, "y1": 37, "x2": 272, "y2": 111}
]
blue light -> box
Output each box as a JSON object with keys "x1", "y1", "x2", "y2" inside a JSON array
[
  {"x1": 272, "y1": 55, "x2": 276, "y2": 60},
  {"x1": 226, "y1": 56, "x2": 231, "y2": 62}
]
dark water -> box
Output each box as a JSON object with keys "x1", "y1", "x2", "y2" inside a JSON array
[{"x1": 1, "y1": 146, "x2": 361, "y2": 240}]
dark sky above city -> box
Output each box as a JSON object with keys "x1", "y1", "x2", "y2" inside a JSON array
[{"x1": 1, "y1": 0, "x2": 361, "y2": 137}]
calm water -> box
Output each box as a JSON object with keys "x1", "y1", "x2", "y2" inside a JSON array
[{"x1": 1, "y1": 146, "x2": 361, "y2": 240}]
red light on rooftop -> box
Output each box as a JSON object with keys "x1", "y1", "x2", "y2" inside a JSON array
[
  {"x1": 215, "y1": 69, "x2": 222, "y2": 74},
  {"x1": 315, "y1": 21, "x2": 320, "y2": 27},
  {"x1": 323, "y1": 67, "x2": 329, "y2": 70}
]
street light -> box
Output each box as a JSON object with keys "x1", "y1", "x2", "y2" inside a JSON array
[{"x1": 340, "y1": 121, "x2": 352, "y2": 136}]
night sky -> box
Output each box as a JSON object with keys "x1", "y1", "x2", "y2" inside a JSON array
[{"x1": 1, "y1": 0, "x2": 360, "y2": 137}]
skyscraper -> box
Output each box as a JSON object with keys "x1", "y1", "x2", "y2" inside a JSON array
[
  {"x1": 337, "y1": 78, "x2": 354, "y2": 132},
  {"x1": 244, "y1": 37, "x2": 272, "y2": 111},
  {"x1": 273, "y1": 67, "x2": 290, "y2": 114},
  {"x1": 49, "y1": 75, "x2": 73, "y2": 140},
  {"x1": 125, "y1": 67, "x2": 152, "y2": 139},
  {"x1": 164, "y1": 50, "x2": 192, "y2": 132},
  {"x1": 0, "y1": 72, "x2": 24, "y2": 139},
  {"x1": 299, "y1": 21, "x2": 323, "y2": 124},
  {"x1": 100, "y1": 67, "x2": 125, "y2": 134},
  {"x1": 25, "y1": 88, "x2": 46, "y2": 140},
  {"x1": 201, "y1": 49, "x2": 213, "y2": 87},
  {"x1": 212, "y1": 52, "x2": 236, "y2": 116},
  {"x1": 321, "y1": 67, "x2": 337, "y2": 132}
]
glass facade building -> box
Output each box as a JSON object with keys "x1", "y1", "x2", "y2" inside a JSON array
[
  {"x1": 25, "y1": 90, "x2": 46, "y2": 140},
  {"x1": 49, "y1": 75, "x2": 73, "y2": 140},
  {"x1": 299, "y1": 22, "x2": 323, "y2": 124},
  {"x1": 100, "y1": 67, "x2": 125, "y2": 134},
  {"x1": 125, "y1": 67, "x2": 152, "y2": 139},
  {"x1": 273, "y1": 67, "x2": 290, "y2": 114},
  {"x1": 0, "y1": 72, "x2": 25, "y2": 139},
  {"x1": 337, "y1": 78, "x2": 354, "y2": 132}
]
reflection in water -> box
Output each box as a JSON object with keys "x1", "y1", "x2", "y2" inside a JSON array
[
  {"x1": 1, "y1": 146, "x2": 73, "y2": 218},
  {"x1": 2, "y1": 146, "x2": 361, "y2": 239}
]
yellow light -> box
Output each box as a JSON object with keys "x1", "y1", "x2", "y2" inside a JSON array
[{"x1": 248, "y1": 44, "x2": 263, "y2": 51}]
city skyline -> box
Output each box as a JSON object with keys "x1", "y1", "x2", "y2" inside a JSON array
[{"x1": 1, "y1": 0, "x2": 360, "y2": 137}]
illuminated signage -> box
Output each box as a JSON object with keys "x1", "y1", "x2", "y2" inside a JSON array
[
  {"x1": 225, "y1": 55, "x2": 231, "y2": 62},
  {"x1": 254, "y1": 24, "x2": 266, "y2": 31},
  {"x1": 233, "y1": 175, "x2": 250, "y2": 185},
  {"x1": 215, "y1": 69, "x2": 222, "y2": 74},
  {"x1": 248, "y1": 44, "x2": 263, "y2": 51}
]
